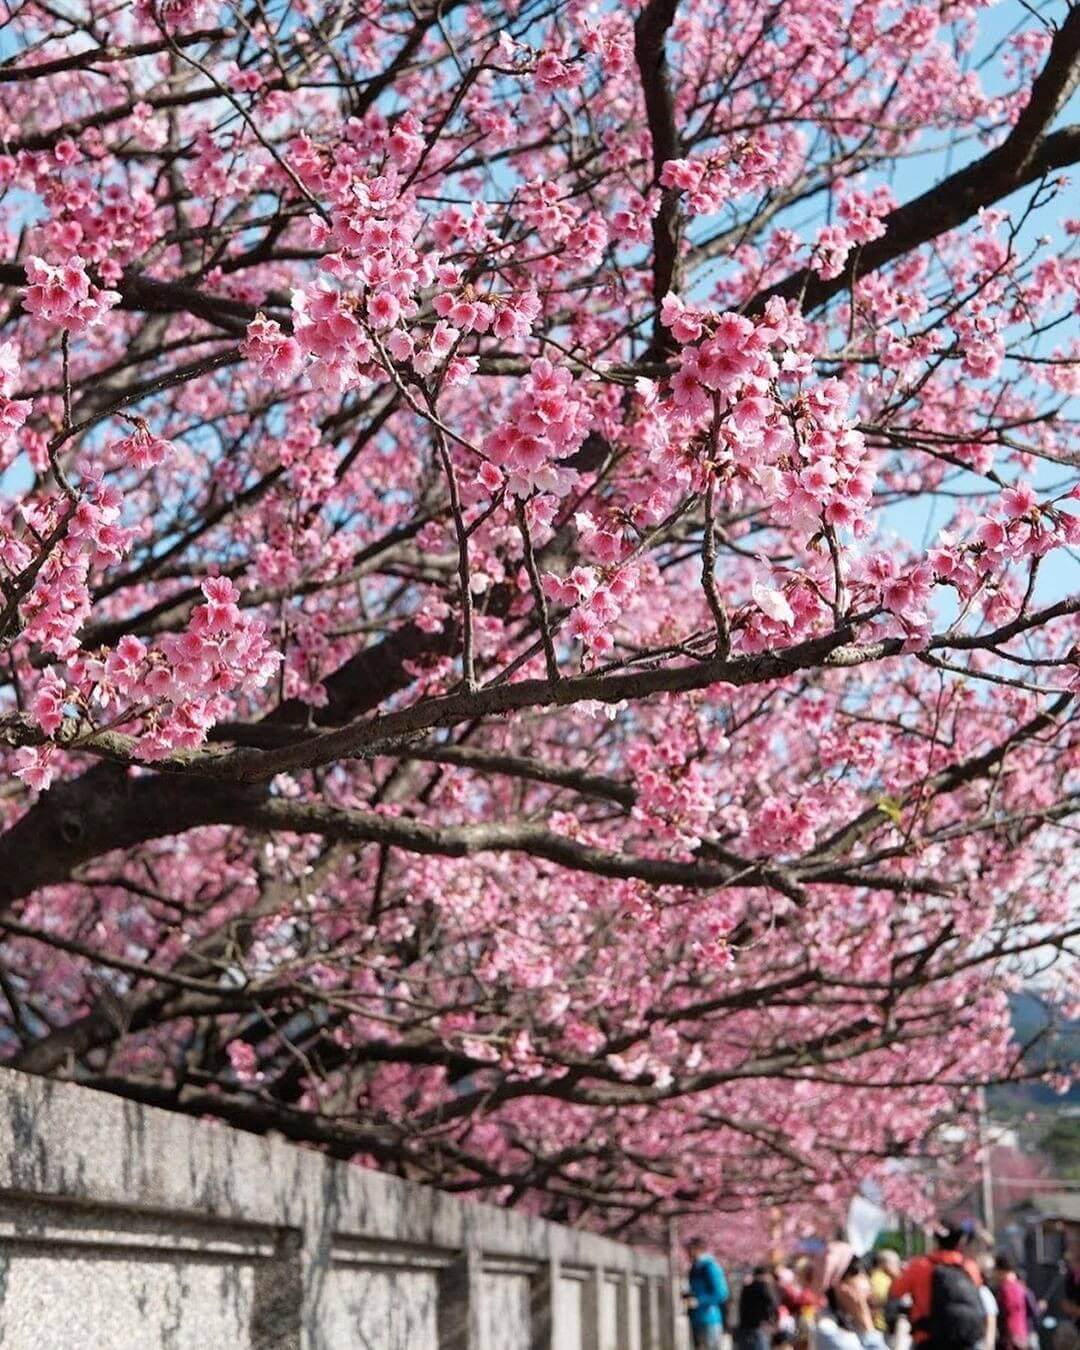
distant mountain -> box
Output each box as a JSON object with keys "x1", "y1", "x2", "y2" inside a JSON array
[{"x1": 988, "y1": 990, "x2": 1080, "y2": 1113}]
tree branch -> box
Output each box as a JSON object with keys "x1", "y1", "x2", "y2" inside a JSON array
[
  {"x1": 635, "y1": 0, "x2": 683, "y2": 353},
  {"x1": 749, "y1": 6, "x2": 1080, "y2": 315}
]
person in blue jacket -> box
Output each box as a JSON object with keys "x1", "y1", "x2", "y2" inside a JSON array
[{"x1": 685, "y1": 1235, "x2": 731, "y2": 1349}]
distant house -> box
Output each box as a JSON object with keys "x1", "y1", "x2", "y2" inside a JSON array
[{"x1": 1003, "y1": 1192, "x2": 1080, "y2": 1302}]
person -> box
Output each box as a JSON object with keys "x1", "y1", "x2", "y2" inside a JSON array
[
  {"x1": 812, "y1": 1244, "x2": 887, "y2": 1350},
  {"x1": 974, "y1": 1257, "x2": 998, "y2": 1350},
  {"x1": 685, "y1": 1236, "x2": 731, "y2": 1350},
  {"x1": 890, "y1": 1222, "x2": 985, "y2": 1350},
  {"x1": 1064, "y1": 1238, "x2": 1080, "y2": 1313},
  {"x1": 777, "y1": 1266, "x2": 803, "y2": 1328},
  {"x1": 995, "y1": 1255, "x2": 1031, "y2": 1350},
  {"x1": 1020, "y1": 1268, "x2": 1043, "y2": 1350},
  {"x1": 870, "y1": 1251, "x2": 902, "y2": 1337},
  {"x1": 779, "y1": 1258, "x2": 824, "y2": 1350},
  {"x1": 1058, "y1": 1239, "x2": 1080, "y2": 1350},
  {"x1": 738, "y1": 1265, "x2": 781, "y2": 1350},
  {"x1": 773, "y1": 1265, "x2": 801, "y2": 1340},
  {"x1": 795, "y1": 1256, "x2": 826, "y2": 1350},
  {"x1": 781, "y1": 1261, "x2": 823, "y2": 1317}
]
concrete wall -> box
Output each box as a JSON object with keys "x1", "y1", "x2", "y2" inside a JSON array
[{"x1": 0, "y1": 1070, "x2": 679, "y2": 1348}]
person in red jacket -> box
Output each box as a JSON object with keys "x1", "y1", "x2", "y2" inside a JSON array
[{"x1": 890, "y1": 1224, "x2": 984, "y2": 1349}]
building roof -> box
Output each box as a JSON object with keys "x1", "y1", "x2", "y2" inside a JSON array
[{"x1": 1010, "y1": 1192, "x2": 1080, "y2": 1224}]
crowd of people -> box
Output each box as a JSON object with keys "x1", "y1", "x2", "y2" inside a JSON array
[{"x1": 683, "y1": 1223, "x2": 1080, "y2": 1350}]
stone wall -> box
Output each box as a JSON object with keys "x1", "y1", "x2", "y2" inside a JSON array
[{"x1": 0, "y1": 1070, "x2": 680, "y2": 1348}]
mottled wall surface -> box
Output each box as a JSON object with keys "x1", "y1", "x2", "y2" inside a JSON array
[
  {"x1": 556, "y1": 1274, "x2": 586, "y2": 1347},
  {"x1": 0, "y1": 1196, "x2": 284, "y2": 1350},
  {"x1": 601, "y1": 1275, "x2": 622, "y2": 1350},
  {"x1": 627, "y1": 1278, "x2": 646, "y2": 1350},
  {"x1": 0, "y1": 1071, "x2": 676, "y2": 1348},
  {"x1": 480, "y1": 1266, "x2": 534, "y2": 1350},
  {"x1": 319, "y1": 1263, "x2": 440, "y2": 1350}
]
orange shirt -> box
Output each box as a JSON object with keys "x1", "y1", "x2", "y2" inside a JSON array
[{"x1": 891, "y1": 1252, "x2": 983, "y2": 1343}]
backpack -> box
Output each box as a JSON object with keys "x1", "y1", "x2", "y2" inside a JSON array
[{"x1": 921, "y1": 1260, "x2": 987, "y2": 1350}]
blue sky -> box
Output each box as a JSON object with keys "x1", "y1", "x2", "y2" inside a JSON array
[
  {"x1": 876, "y1": 1, "x2": 1079, "y2": 604},
  {"x1": 669, "y1": 0, "x2": 1079, "y2": 606},
  {"x1": 2, "y1": 0, "x2": 1076, "y2": 609}
]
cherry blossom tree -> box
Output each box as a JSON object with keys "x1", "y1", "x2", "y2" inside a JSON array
[{"x1": 0, "y1": 0, "x2": 1076, "y2": 1238}]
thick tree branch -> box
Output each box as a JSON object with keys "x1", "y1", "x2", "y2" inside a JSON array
[
  {"x1": 749, "y1": 6, "x2": 1080, "y2": 315},
  {"x1": 635, "y1": 0, "x2": 683, "y2": 353},
  {"x1": 0, "y1": 28, "x2": 233, "y2": 82}
]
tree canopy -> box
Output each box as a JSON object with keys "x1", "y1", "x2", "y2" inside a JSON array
[{"x1": 0, "y1": 0, "x2": 1076, "y2": 1238}]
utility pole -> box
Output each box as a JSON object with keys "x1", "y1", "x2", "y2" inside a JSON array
[{"x1": 979, "y1": 1086, "x2": 996, "y2": 1237}]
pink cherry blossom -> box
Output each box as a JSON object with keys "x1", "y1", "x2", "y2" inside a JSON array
[{"x1": 0, "y1": 0, "x2": 1072, "y2": 1252}]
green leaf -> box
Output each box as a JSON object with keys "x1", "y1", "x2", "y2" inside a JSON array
[{"x1": 876, "y1": 796, "x2": 904, "y2": 827}]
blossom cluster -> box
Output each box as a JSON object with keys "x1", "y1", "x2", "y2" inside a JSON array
[
  {"x1": 24, "y1": 255, "x2": 119, "y2": 332},
  {"x1": 481, "y1": 358, "x2": 592, "y2": 498},
  {"x1": 659, "y1": 293, "x2": 873, "y2": 535}
]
